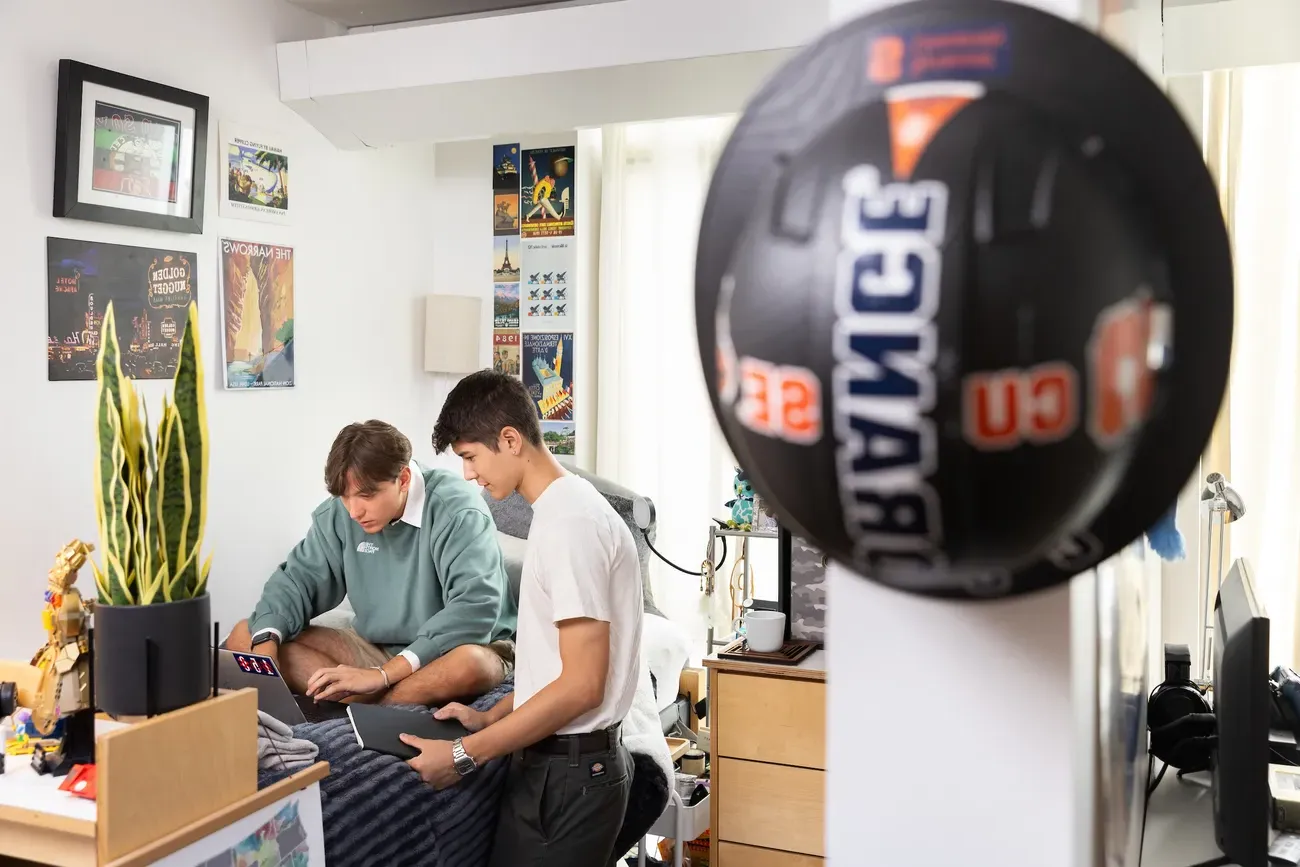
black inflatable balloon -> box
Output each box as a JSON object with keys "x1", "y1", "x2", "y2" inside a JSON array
[{"x1": 696, "y1": 0, "x2": 1232, "y2": 598}]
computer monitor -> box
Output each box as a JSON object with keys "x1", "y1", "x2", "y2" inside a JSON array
[{"x1": 1211, "y1": 557, "x2": 1272, "y2": 866}]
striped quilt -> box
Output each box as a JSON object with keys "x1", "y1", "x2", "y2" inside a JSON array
[{"x1": 258, "y1": 681, "x2": 514, "y2": 867}]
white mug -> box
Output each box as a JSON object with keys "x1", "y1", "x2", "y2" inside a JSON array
[{"x1": 744, "y1": 610, "x2": 786, "y2": 653}]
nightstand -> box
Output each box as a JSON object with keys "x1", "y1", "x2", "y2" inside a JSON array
[{"x1": 704, "y1": 650, "x2": 826, "y2": 866}]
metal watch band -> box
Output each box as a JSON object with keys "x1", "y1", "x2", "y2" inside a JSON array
[{"x1": 451, "y1": 738, "x2": 477, "y2": 776}]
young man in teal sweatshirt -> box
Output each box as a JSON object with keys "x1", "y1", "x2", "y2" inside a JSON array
[{"x1": 224, "y1": 420, "x2": 517, "y2": 707}]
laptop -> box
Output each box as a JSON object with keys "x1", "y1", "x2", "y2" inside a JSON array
[{"x1": 216, "y1": 648, "x2": 350, "y2": 725}]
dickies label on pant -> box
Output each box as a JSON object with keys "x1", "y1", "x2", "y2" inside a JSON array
[{"x1": 590, "y1": 761, "x2": 606, "y2": 778}]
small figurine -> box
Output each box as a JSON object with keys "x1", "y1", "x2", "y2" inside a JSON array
[
  {"x1": 724, "y1": 468, "x2": 757, "y2": 531},
  {"x1": 28, "y1": 540, "x2": 96, "y2": 776}
]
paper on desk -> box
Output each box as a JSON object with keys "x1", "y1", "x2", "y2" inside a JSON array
[{"x1": 1271, "y1": 833, "x2": 1300, "y2": 865}]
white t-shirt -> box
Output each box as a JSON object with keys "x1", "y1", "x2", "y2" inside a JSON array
[{"x1": 514, "y1": 474, "x2": 644, "y2": 735}]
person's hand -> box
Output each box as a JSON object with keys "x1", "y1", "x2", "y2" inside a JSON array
[
  {"x1": 305, "y1": 665, "x2": 386, "y2": 702},
  {"x1": 401, "y1": 735, "x2": 461, "y2": 789},
  {"x1": 433, "y1": 702, "x2": 489, "y2": 733}
]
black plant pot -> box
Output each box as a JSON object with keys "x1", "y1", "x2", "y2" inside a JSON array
[{"x1": 94, "y1": 594, "x2": 212, "y2": 717}]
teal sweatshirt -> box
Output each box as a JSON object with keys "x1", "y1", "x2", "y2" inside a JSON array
[{"x1": 248, "y1": 465, "x2": 517, "y2": 667}]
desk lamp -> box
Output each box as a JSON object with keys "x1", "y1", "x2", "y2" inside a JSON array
[{"x1": 1199, "y1": 473, "x2": 1247, "y2": 679}]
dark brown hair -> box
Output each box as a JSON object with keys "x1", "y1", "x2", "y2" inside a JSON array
[
  {"x1": 324, "y1": 421, "x2": 412, "y2": 496},
  {"x1": 433, "y1": 369, "x2": 542, "y2": 453}
]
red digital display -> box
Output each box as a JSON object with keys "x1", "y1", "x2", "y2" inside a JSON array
[{"x1": 231, "y1": 652, "x2": 280, "y2": 678}]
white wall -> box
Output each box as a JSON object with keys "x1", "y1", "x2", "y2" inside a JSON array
[{"x1": 0, "y1": 0, "x2": 453, "y2": 661}]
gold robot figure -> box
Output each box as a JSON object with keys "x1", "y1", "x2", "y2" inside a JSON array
[{"x1": 28, "y1": 540, "x2": 95, "y2": 736}]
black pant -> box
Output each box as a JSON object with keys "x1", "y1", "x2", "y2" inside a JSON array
[
  {"x1": 488, "y1": 740, "x2": 633, "y2": 867},
  {"x1": 611, "y1": 753, "x2": 670, "y2": 861}
]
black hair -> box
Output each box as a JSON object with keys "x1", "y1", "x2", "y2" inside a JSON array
[{"x1": 433, "y1": 369, "x2": 543, "y2": 453}]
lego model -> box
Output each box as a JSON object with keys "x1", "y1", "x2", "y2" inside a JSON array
[{"x1": 28, "y1": 540, "x2": 97, "y2": 776}]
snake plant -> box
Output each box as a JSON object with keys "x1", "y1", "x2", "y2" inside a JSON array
[{"x1": 91, "y1": 300, "x2": 212, "y2": 605}]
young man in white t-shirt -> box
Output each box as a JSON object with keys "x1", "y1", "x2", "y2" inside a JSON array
[{"x1": 403, "y1": 369, "x2": 643, "y2": 866}]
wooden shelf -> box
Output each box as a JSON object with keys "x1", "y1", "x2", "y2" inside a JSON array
[{"x1": 0, "y1": 688, "x2": 328, "y2": 866}]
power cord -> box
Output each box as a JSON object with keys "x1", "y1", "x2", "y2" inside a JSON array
[
  {"x1": 632, "y1": 496, "x2": 729, "y2": 577},
  {"x1": 640, "y1": 527, "x2": 727, "y2": 577}
]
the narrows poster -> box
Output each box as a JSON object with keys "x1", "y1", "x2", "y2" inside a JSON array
[{"x1": 220, "y1": 238, "x2": 295, "y2": 389}]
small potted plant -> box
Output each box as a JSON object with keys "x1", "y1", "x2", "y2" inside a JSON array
[{"x1": 90, "y1": 300, "x2": 213, "y2": 718}]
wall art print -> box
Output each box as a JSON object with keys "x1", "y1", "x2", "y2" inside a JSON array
[
  {"x1": 53, "y1": 59, "x2": 209, "y2": 234},
  {"x1": 521, "y1": 146, "x2": 574, "y2": 239},
  {"x1": 47, "y1": 237, "x2": 196, "y2": 382},
  {"x1": 522, "y1": 332, "x2": 574, "y2": 422},
  {"x1": 220, "y1": 123, "x2": 291, "y2": 224},
  {"x1": 220, "y1": 238, "x2": 295, "y2": 389}
]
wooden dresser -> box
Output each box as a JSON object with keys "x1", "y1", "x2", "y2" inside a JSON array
[{"x1": 704, "y1": 650, "x2": 826, "y2": 867}]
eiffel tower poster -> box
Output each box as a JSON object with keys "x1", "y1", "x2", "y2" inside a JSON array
[{"x1": 493, "y1": 235, "x2": 520, "y2": 282}]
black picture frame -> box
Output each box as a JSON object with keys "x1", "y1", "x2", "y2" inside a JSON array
[{"x1": 53, "y1": 59, "x2": 209, "y2": 234}]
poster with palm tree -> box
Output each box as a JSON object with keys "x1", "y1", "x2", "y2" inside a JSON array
[
  {"x1": 220, "y1": 238, "x2": 295, "y2": 389},
  {"x1": 220, "y1": 123, "x2": 291, "y2": 224}
]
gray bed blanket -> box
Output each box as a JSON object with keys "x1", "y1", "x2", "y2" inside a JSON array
[{"x1": 257, "y1": 681, "x2": 515, "y2": 867}]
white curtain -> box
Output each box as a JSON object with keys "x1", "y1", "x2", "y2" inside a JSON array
[
  {"x1": 594, "y1": 116, "x2": 750, "y2": 662},
  {"x1": 1219, "y1": 64, "x2": 1300, "y2": 666}
]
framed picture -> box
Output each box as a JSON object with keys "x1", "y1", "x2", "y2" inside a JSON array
[
  {"x1": 219, "y1": 123, "x2": 292, "y2": 224},
  {"x1": 53, "y1": 59, "x2": 209, "y2": 234}
]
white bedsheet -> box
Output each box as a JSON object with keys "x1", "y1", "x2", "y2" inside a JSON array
[{"x1": 642, "y1": 612, "x2": 691, "y2": 713}]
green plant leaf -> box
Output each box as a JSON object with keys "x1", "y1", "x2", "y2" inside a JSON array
[
  {"x1": 104, "y1": 406, "x2": 134, "y2": 604},
  {"x1": 194, "y1": 551, "x2": 213, "y2": 598},
  {"x1": 93, "y1": 303, "x2": 127, "y2": 601},
  {"x1": 89, "y1": 559, "x2": 112, "y2": 605},
  {"x1": 172, "y1": 302, "x2": 207, "y2": 599},
  {"x1": 156, "y1": 404, "x2": 191, "y2": 603}
]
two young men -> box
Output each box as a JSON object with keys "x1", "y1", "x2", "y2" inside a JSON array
[
  {"x1": 230, "y1": 372, "x2": 642, "y2": 864},
  {"x1": 225, "y1": 420, "x2": 517, "y2": 707},
  {"x1": 402, "y1": 370, "x2": 644, "y2": 866}
]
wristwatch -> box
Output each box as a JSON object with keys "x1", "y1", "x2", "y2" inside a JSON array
[
  {"x1": 250, "y1": 630, "x2": 280, "y2": 649},
  {"x1": 451, "y1": 738, "x2": 478, "y2": 777}
]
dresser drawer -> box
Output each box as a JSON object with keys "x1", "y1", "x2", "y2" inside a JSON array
[
  {"x1": 715, "y1": 672, "x2": 825, "y2": 768},
  {"x1": 718, "y1": 841, "x2": 823, "y2": 866},
  {"x1": 716, "y1": 758, "x2": 825, "y2": 857}
]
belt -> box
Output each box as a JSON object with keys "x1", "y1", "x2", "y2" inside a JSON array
[{"x1": 527, "y1": 723, "x2": 622, "y2": 756}]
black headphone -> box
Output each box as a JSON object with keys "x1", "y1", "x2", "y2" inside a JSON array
[{"x1": 1147, "y1": 643, "x2": 1215, "y2": 772}]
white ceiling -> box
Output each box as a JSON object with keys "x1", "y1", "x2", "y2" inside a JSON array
[
  {"x1": 283, "y1": 0, "x2": 603, "y2": 27},
  {"x1": 276, "y1": 0, "x2": 821, "y2": 147}
]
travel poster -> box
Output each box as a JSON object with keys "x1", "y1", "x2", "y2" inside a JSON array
[
  {"x1": 521, "y1": 145, "x2": 575, "y2": 238},
  {"x1": 522, "y1": 332, "x2": 574, "y2": 422},
  {"x1": 46, "y1": 237, "x2": 195, "y2": 382},
  {"x1": 220, "y1": 238, "x2": 295, "y2": 389}
]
